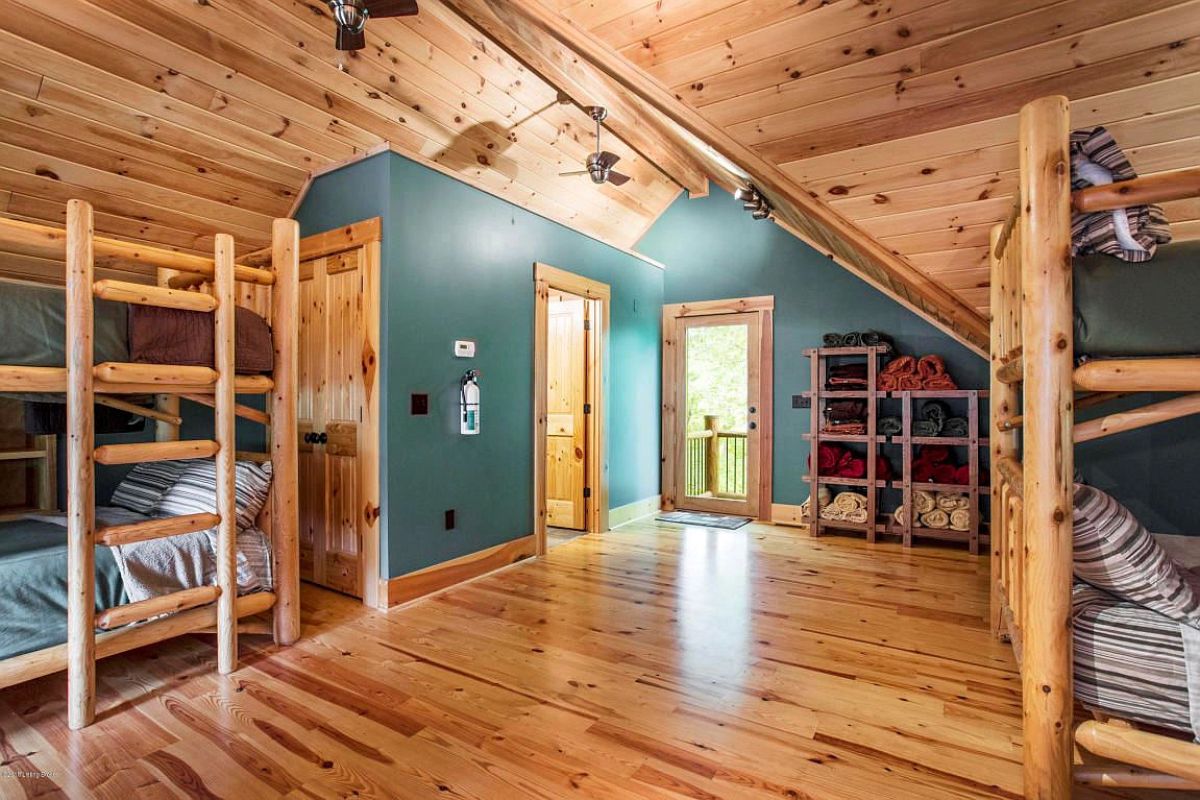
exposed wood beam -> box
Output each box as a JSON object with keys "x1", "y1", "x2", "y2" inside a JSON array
[
  {"x1": 440, "y1": 0, "x2": 715, "y2": 199},
  {"x1": 446, "y1": 0, "x2": 990, "y2": 353}
]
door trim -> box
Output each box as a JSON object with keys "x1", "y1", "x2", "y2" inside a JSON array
[
  {"x1": 533, "y1": 263, "x2": 609, "y2": 555},
  {"x1": 662, "y1": 296, "x2": 774, "y2": 520}
]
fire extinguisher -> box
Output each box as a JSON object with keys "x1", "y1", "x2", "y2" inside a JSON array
[{"x1": 460, "y1": 369, "x2": 480, "y2": 435}]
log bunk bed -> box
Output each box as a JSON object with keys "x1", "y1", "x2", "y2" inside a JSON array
[
  {"x1": 990, "y1": 96, "x2": 1200, "y2": 797},
  {"x1": 0, "y1": 199, "x2": 299, "y2": 730}
]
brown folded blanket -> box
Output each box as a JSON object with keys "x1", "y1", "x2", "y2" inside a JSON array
[
  {"x1": 826, "y1": 400, "x2": 867, "y2": 422},
  {"x1": 128, "y1": 305, "x2": 274, "y2": 374},
  {"x1": 822, "y1": 421, "x2": 867, "y2": 435}
]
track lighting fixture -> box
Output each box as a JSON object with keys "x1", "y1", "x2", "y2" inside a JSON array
[{"x1": 734, "y1": 184, "x2": 772, "y2": 221}]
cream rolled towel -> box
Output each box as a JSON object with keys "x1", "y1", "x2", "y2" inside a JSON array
[
  {"x1": 801, "y1": 487, "x2": 832, "y2": 520},
  {"x1": 920, "y1": 509, "x2": 950, "y2": 529},
  {"x1": 949, "y1": 508, "x2": 971, "y2": 531},
  {"x1": 843, "y1": 508, "x2": 869, "y2": 524},
  {"x1": 913, "y1": 490, "x2": 936, "y2": 514},
  {"x1": 833, "y1": 491, "x2": 867, "y2": 513},
  {"x1": 820, "y1": 505, "x2": 845, "y2": 521},
  {"x1": 892, "y1": 505, "x2": 906, "y2": 527},
  {"x1": 936, "y1": 492, "x2": 963, "y2": 512},
  {"x1": 955, "y1": 496, "x2": 970, "y2": 511}
]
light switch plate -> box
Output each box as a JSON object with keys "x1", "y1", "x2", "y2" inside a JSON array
[{"x1": 454, "y1": 340, "x2": 476, "y2": 358}]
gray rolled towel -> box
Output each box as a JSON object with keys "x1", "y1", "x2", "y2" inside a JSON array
[
  {"x1": 877, "y1": 416, "x2": 903, "y2": 436},
  {"x1": 943, "y1": 417, "x2": 969, "y2": 438}
]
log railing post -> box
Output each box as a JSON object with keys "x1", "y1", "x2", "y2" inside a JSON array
[
  {"x1": 65, "y1": 199, "x2": 95, "y2": 730},
  {"x1": 705, "y1": 415, "x2": 720, "y2": 496},
  {"x1": 1018, "y1": 95, "x2": 1075, "y2": 800},
  {"x1": 989, "y1": 223, "x2": 1018, "y2": 639},
  {"x1": 213, "y1": 234, "x2": 238, "y2": 674}
]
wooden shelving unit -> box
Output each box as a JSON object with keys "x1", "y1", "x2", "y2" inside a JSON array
[
  {"x1": 803, "y1": 346, "x2": 890, "y2": 542},
  {"x1": 803, "y1": 347, "x2": 989, "y2": 553}
]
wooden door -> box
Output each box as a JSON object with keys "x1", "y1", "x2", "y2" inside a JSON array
[
  {"x1": 545, "y1": 290, "x2": 587, "y2": 530},
  {"x1": 673, "y1": 313, "x2": 762, "y2": 518},
  {"x1": 298, "y1": 248, "x2": 367, "y2": 597}
]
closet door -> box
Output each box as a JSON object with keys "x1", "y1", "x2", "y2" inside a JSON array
[{"x1": 296, "y1": 249, "x2": 366, "y2": 597}]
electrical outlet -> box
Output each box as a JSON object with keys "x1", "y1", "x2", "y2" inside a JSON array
[
  {"x1": 793, "y1": 394, "x2": 811, "y2": 409},
  {"x1": 444, "y1": 509, "x2": 456, "y2": 530}
]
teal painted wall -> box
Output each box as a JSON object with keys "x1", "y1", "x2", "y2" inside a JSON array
[
  {"x1": 638, "y1": 190, "x2": 990, "y2": 509},
  {"x1": 298, "y1": 153, "x2": 663, "y2": 578}
]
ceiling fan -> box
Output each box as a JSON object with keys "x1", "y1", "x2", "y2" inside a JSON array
[
  {"x1": 560, "y1": 106, "x2": 631, "y2": 187},
  {"x1": 327, "y1": 0, "x2": 418, "y2": 51}
]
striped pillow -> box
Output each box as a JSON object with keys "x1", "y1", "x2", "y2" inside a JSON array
[
  {"x1": 1073, "y1": 484, "x2": 1200, "y2": 626},
  {"x1": 154, "y1": 460, "x2": 273, "y2": 531},
  {"x1": 109, "y1": 460, "x2": 192, "y2": 515}
]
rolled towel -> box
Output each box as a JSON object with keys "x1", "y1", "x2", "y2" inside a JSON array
[
  {"x1": 936, "y1": 492, "x2": 964, "y2": 512},
  {"x1": 892, "y1": 505, "x2": 906, "y2": 527},
  {"x1": 920, "y1": 509, "x2": 950, "y2": 529},
  {"x1": 817, "y1": 443, "x2": 842, "y2": 473},
  {"x1": 843, "y1": 507, "x2": 869, "y2": 524},
  {"x1": 913, "y1": 490, "x2": 936, "y2": 514},
  {"x1": 800, "y1": 487, "x2": 832, "y2": 520},
  {"x1": 820, "y1": 505, "x2": 844, "y2": 521},
  {"x1": 917, "y1": 445, "x2": 951, "y2": 464},
  {"x1": 860, "y1": 331, "x2": 894, "y2": 352},
  {"x1": 835, "y1": 456, "x2": 866, "y2": 478},
  {"x1": 949, "y1": 508, "x2": 971, "y2": 532},
  {"x1": 832, "y1": 491, "x2": 867, "y2": 513},
  {"x1": 822, "y1": 333, "x2": 843, "y2": 347},
  {"x1": 878, "y1": 374, "x2": 898, "y2": 391},
  {"x1": 898, "y1": 374, "x2": 924, "y2": 390},
  {"x1": 878, "y1": 416, "x2": 903, "y2": 436},
  {"x1": 923, "y1": 373, "x2": 959, "y2": 390},
  {"x1": 922, "y1": 400, "x2": 951, "y2": 426},
  {"x1": 881, "y1": 355, "x2": 917, "y2": 376},
  {"x1": 841, "y1": 331, "x2": 863, "y2": 347},
  {"x1": 932, "y1": 464, "x2": 958, "y2": 484},
  {"x1": 912, "y1": 419, "x2": 941, "y2": 437},
  {"x1": 917, "y1": 354, "x2": 947, "y2": 379},
  {"x1": 875, "y1": 455, "x2": 893, "y2": 481},
  {"x1": 955, "y1": 495, "x2": 970, "y2": 510},
  {"x1": 953, "y1": 465, "x2": 970, "y2": 485},
  {"x1": 943, "y1": 417, "x2": 969, "y2": 438},
  {"x1": 912, "y1": 460, "x2": 935, "y2": 482}
]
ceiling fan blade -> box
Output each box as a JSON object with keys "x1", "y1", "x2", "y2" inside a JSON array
[
  {"x1": 596, "y1": 151, "x2": 621, "y2": 170},
  {"x1": 335, "y1": 25, "x2": 366, "y2": 51},
  {"x1": 559, "y1": 170, "x2": 590, "y2": 177},
  {"x1": 364, "y1": 0, "x2": 419, "y2": 16},
  {"x1": 605, "y1": 171, "x2": 631, "y2": 187}
]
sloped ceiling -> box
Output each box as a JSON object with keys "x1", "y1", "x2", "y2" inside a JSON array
[
  {"x1": 549, "y1": 0, "x2": 1200, "y2": 315},
  {"x1": 0, "y1": 0, "x2": 683, "y2": 272}
]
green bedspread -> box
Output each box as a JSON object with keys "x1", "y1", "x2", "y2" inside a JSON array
[
  {"x1": 1075, "y1": 241, "x2": 1200, "y2": 358},
  {"x1": 0, "y1": 519, "x2": 126, "y2": 661},
  {"x1": 0, "y1": 280, "x2": 129, "y2": 368}
]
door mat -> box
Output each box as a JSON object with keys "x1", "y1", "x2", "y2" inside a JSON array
[{"x1": 656, "y1": 511, "x2": 752, "y2": 530}]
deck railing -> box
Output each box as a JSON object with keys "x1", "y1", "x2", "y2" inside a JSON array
[{"x1": 684, "y1": 415, "x2": 747, "y2": 498}]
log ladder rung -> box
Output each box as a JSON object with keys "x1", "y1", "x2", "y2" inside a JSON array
[
  {"x1": 94, "y1": 439, "x2": 218, "y2": 465},
  {"x1": 96, "y1": 585, "x2": 221, "y2": 631},
  {"x1": 92, "y1": 279, "x2": 217, "y2": 313},
  {"x1": 94, "y1": 362, "x2": 217, "y2": 386},
  {"x1": 98, "y1": 512, "x2": 221, "y2": 547}
]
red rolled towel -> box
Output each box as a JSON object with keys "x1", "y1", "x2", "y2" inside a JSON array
[
  {"x1": 918, "y1": 445, "x2": 952, "y2": 465},
  {"x1": 898, "y1": 374, "x2": 923, "y2": 390},
  {"x1": 875, "y1": 455, "x2": 893, "y2": 480},
  {"x1": 882, "y1": 355, "x2": 917, "y2": 376},
  {"x1": 837, "y1": 457, "x2": 867, "y2": 478},
  {"x1": 878, "y1": 373, "x2": 899, "y2": 391},
  {"x1": 954, "y1": 465, "x2": 970, "y2": 485},
  {"x1": 922, "y1": 373, "x2": 959, "y2": 390},
  {"x1": 816, "y1": 442, "x2": 843, "y2": 473},
  {"x1": 932, "y1": 464, "x2": 958, "y2": 484},
  {"x1": 913, "y1": 460, "x2": 935, "y2": 483},
  {"x1": 917, "y1": 355, "x2": 946, "y2": 379}
]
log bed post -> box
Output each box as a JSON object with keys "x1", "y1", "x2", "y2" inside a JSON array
[
  {"x1": 213, "y1": 234, "x2": 238, "y2": 674},
  {"x1": 270, "y1": 218, "x2": 301, "y2": 645},
  {"x1": 65, "y1": 199, "x2": 95, "y2": 730},
  {"x1": 154, "y1": 268, "x2": 182, "y2": 443},
  {"x1": 1018, "y1": 95, "x2": 1075, "y2": 800}
]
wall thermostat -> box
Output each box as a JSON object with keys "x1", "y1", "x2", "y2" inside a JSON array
[{"x1": 454, "y1": 340, "x2": 476, "y2": 358}]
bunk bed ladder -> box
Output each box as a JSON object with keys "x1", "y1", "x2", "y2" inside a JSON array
[{"x1": 64, "y1": 201, "x2": 240, "y2": 729}]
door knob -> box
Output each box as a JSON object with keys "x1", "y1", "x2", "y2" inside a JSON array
[
  {"x1": 303, "y1": 432, "x2": 314, "y2": 444},
  {"x1": 317, "y1": 432, "x2": 328, "y2": 445}
]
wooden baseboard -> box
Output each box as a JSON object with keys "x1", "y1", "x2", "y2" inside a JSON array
[
  {"x1": 608, "y1": 494, "x2": 661, "y2": 528},
  {"x1": 380, "y1": 534, "x2": 536, "y2": 608},
  {"x1": 771, "y1": 503, "x2": 809, "y2": 528}
]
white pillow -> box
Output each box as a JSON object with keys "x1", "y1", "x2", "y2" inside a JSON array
[{"x1": 155, "y1": 460, "x2": 272, "y2": 531}]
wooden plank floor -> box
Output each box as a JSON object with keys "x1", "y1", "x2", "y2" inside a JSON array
[{"x1": 0, "y1": 520, "x2": 1170, "y2": 799}]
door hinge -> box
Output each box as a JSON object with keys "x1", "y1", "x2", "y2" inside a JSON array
[
  {"x1": 583, "y1": 319, "x2": 591, "y2": 331},
  {"x1": 583, "y1": 403, "x2": 591, "y2": 414},
  {"x1": 583, "y1": 487, "x2": 592, "y2": 499}
]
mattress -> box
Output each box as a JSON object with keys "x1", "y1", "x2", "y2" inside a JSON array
[
  {"x1": 0, "y1": 518, "x2": 127, "y2": 662},
  {"x1": 1073, "y1": 578, "x2": 1200, "y2": 737},
  {"x1": 0, "y1": 279, "x2": 273, "y2": 376},
  {"x1": 1074, "y1": 240, "x2": 1200, "y2": 359}
]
